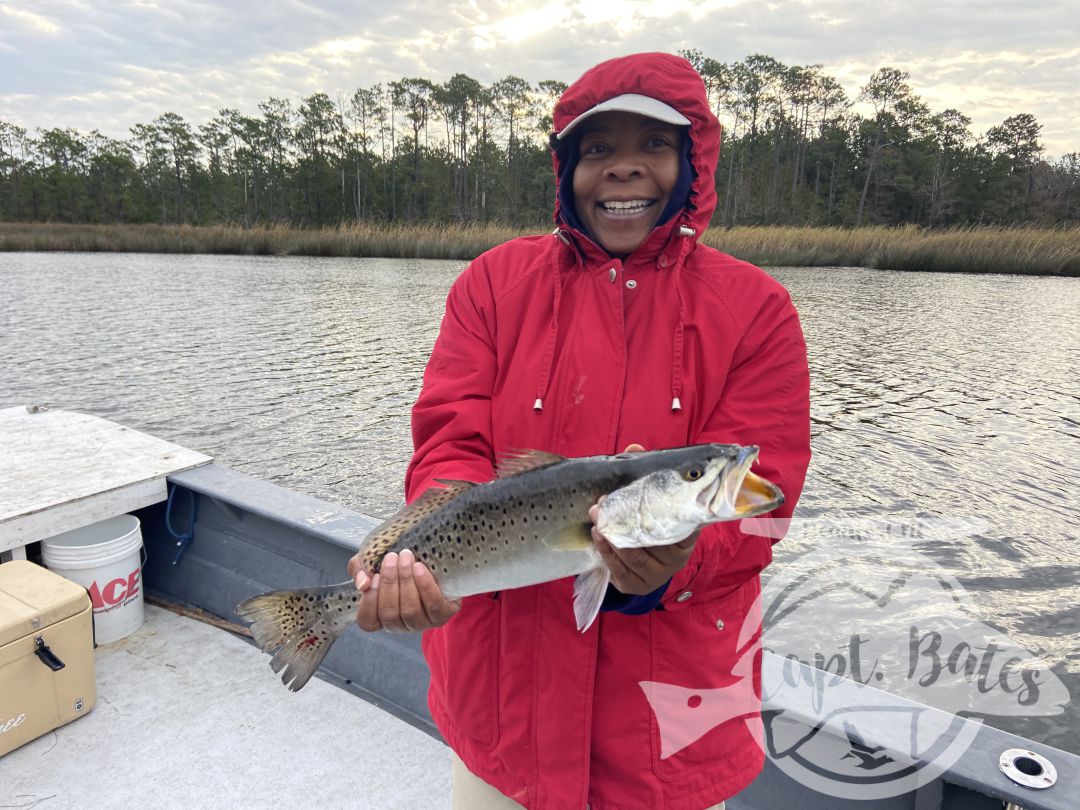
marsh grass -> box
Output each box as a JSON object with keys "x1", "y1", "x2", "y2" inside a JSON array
[
  {"x1": 2, "y1": 222, "x2": 1078, "y2": 275},
  {"x1": 703, "y1": 224, "x2": 1080, "y2": 276},
  {"x1": 0, "y1": 222, "x2": 525, "y2": 261}
]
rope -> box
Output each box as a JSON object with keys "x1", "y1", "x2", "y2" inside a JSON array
[{"x1": 165, "y1": 483, "x2": 199, "y2": 565}]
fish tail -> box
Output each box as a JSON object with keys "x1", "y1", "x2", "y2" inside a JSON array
[{"x1": 235, "y1": 583, "x2": 357, "y2": 692}]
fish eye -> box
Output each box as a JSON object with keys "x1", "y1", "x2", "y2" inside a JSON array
[{"x1": 685, "y1": 467, "x2": 703, "y2": 481}]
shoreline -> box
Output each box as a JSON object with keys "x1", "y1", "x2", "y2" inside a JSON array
[{"x1": 1, "y1": 222, "x2": 1078, "y2": 276}]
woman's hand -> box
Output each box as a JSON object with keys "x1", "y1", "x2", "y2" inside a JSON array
[
  {"x1": 348, "y1": 549, "x2": 461, "y2": 632},
  {"x1": 590, "y1": 505, "x2": 698, "y2": 594},
  {"x1": 589, "y1": 443, "x2": 698, "y2": 595}
]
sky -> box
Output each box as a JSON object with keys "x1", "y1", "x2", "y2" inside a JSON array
[{"x1": 1, "y1": 0, "x2": 1078, "y2": 157}]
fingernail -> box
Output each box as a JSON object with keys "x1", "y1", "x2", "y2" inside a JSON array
[
  {"x1": 369, "y1": 573, "x2": 380, "y2": 591},
  {"x1": 383, "y1": 552, "x2": 397, "y2": 567},
  {"x1": 400, "y1": 549, "x2": 415, "y2": 566},
  {"x1": 355, "y1": 571, "x2": 369, "y2": 590},
  {"x1": 413, "y1": 562, "x2": 427, "y2": 578}
]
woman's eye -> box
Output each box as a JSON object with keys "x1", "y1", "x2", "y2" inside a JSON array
[{"x1": 582, "y1": 142, "x2": 608, "y2": 156}]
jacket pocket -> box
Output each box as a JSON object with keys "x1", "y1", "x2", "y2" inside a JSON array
[
  {"x1": 648, "y1": 576, "x2": 763, "y2": 782},
  {"x1": 442, "y1": 593, "x2": 501, "y2": 747}
]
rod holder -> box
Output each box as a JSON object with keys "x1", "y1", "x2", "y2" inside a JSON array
[{"x1": 999, "y1": 748, "x2": 1057, "y2": 790}]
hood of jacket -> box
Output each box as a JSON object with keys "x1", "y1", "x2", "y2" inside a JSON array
[{"x1": 551, "y1": 52, "x2": 722, "y2": 241}]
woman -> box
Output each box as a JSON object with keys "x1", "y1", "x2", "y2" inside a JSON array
[{"x1": 350, "y1": 52, "x2": 811, "y2": 810}]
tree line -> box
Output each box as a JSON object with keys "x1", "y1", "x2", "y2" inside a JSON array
[{"x1": 1, "y1": 50, "x2": 1077, "y2": 230}]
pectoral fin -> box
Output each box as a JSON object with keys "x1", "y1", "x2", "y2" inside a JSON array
[
  {"x1": 541, "y1": 523, "x2": 594, "y2": 551},
  {"x1": 573, "y1": 565, "x2": 610, "y2": 632}
]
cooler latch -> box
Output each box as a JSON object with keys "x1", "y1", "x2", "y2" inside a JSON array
[{"x1": 34, "y1": 636, "x2": 66, "y2": 671}]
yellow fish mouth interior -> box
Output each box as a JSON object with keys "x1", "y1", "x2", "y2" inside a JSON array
[{"x1": 734, "y1": 470, "x2": 785, "y2": 517}]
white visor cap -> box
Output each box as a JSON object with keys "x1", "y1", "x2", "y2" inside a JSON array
[{"x1": 556, "y1": 93, "x2": 691, "y2": 140}]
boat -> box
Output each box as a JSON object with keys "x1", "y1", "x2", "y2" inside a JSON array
[{"x1": 1, "y1": 408, "x2": 1075, "y2": 808}]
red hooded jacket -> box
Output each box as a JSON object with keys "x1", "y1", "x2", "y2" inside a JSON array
[{"x1": 406, "y1": 53, "x2": 811, "y2": 810}]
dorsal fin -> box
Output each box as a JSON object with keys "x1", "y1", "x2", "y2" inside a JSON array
[
  {"x1": 495, "y1": 449, "x2": 565, "y2": 479},
  {"x1": 433, "y1": 478, "x2": 477, "y2": 496},
  {"x1": 357, "y1": 480, "x2": 474, "y2": 571}
]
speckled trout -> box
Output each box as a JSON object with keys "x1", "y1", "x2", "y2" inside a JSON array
[{"x1": 236, "y1": 444, "x2": 783, "y2": 690}]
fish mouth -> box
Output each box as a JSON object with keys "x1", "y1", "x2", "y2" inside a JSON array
[
  {"x1": 734, "y1": 469, "x2": 785, "y2": 517},
  {"x1": 712, "y1": 446, "x2": 785, "y2": 518}
]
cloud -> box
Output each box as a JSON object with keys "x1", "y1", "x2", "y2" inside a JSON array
[
  {"x1": 0, "y1": 0, "x2": 1075, "y2": 155},
  {"x1": 0, "y1": 5, "x2": 63, "y2": 35}
]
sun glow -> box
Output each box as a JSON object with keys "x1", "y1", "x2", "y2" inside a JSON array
[
  {"x1": 471, "y1": 2, "x2": 570, "y2": 49},
  {"x1": 314, "y1": 37, "x2": 375, "y2": 58}
]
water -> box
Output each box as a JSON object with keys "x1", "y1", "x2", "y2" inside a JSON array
[
  {"x1": 2, "y1": 252, "x2": 1078, "y2": 752},
  {"x1": 1, "y1": 253, "x2": 451, "y2": 511}
]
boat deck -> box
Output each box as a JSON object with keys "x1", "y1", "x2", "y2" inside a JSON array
[{"x1": 0, "y1": 604, "x2": 451, "y2": 808}]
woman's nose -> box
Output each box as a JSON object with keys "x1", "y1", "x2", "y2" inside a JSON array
[{"x1": 604, "y1": 149, "x2": 645, "y2": 179}]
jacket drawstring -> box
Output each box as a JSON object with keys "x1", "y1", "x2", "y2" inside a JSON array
[
  {"x1": 540, "y1": 228, "x2": 694, "y2": 414},
  {"x1": 670, "y1": 225, "x2": 696, "y2": 411},
  {"x1": 535, "y1": 234, "x2": 571, "y2": 411}
]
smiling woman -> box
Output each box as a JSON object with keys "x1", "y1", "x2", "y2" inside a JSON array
[
  {"x1": 570, "y1": 112, "x2": 683, "y2": 258},
  {"x1": 551, "y1": 92, "x2": 696, "y2": 259},
  {"x1": 372, "y1": 51, "x2": 812, "y2": 810}
]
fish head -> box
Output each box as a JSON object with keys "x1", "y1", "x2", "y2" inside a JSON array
[{"x1": 597, "y1": 444, "x2": 784, "y2": 548}]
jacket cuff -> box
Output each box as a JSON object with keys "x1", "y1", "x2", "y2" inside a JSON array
[{"x1": 600, "y1": 579, "x2": 671, "y2": 615}]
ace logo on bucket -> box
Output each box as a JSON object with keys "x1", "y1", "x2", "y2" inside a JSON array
[{"x1": 87, "y1": 566, "x2": 141, "y2": 612}]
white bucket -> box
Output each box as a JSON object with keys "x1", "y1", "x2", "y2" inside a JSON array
[{"x1": 42, "y1": 514, "x2": 145, "y2": 644}]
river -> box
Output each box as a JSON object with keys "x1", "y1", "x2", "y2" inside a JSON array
[{"x1": 2, "y1": 251, "x2": 1078, "y2": 754}]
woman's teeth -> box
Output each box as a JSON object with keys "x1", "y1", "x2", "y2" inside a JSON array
[{"x1": 601, "y1": 199, "x2": 653, "y2": 214}]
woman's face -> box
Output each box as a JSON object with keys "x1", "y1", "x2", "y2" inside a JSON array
[{"x1": 571, "y1": 111, "x2": 682, "y2": 259}]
